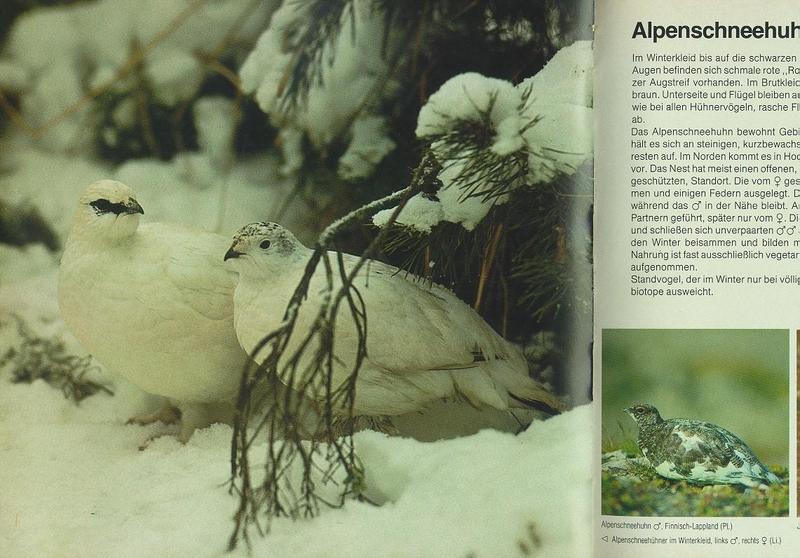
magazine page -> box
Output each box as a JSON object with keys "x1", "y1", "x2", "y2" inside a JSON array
[
  {"x1": 0, "y1": 1, "x2": 595, "y2": 557},
  {"x1": 596, "y1": 0, "x2": 799, "y2": 556}
]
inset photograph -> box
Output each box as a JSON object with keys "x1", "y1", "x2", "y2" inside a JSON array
[
  {"x1": 601, "y1": 329, "x2": 789, "y2": 517},
  {"x1": 796, "y1": 330, "x2": 800, "y2": 513}
]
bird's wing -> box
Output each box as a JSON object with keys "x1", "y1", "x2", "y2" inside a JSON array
[
  {"x1": 319, "y1": 252, "x2": 514, "y2": 374},
  {"x1": 141, "y1": 223, "x2": 238, "y2": 321},
  {"x1": 706, "y1": 424, "x2": 764, "y2": 465},
  {"x1": 667, "y1": 421, "x2": 737, "y2": 466}
]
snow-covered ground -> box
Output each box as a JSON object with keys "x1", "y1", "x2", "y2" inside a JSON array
[
  {"x1": 0, "y1": 150, "x2": 592, "y2": 558},
  {"x1": 0, "y1": 267, "x2": 592, "y2": 557},
  {"x1": 0, "y1": 366, "x2": 592, "y2": 557}
]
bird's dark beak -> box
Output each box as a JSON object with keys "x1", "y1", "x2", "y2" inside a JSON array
[
  {"x1": 224, "y1": 247, "x2": 243, "y2": 261},
  {"x1": 125, "y1": 198, "x2": 144, "y2": 215}
]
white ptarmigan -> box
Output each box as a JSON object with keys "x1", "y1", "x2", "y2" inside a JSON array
[
  {"x1": 625, "y1": 403, "x2": 781, "y2": 487},
  {"x1": 224, "y1": 221, "x2": 563, "y2": 424},
  {"x1": 58, "y1": 180, "x2": 248, "y2": 442}
]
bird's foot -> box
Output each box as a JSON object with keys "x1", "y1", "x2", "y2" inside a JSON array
[
  {"x1": 137, "y1": 430, "x2": 180, "y2": 451},
  {"x1": 126, "y1": 401, "x2": 182, "y2": 427},
  {"x1": 127, "y1": 401, "x2": 182, "y2": 449}
]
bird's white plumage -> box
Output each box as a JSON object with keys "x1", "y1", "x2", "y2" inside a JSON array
[
  {"x1": 226, "y1": 222, "x2": 561, "y2": 418},
  {"x1": 58, "y1": 180, "x2": 248, "y2": 440}
]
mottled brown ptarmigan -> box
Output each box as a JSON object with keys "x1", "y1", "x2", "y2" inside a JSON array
[{"x1": 625, "y1": 403, "x2": 780, "y2": 488}]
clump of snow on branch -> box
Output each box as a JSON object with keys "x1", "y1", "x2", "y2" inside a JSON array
[
  {"x1": 0, "y1": 59, "x2": 29, "y2": 92},
  {"x1": 414, "y1": 73, "x2": 524, "y2": 154},
  {"x1": 239, "y1": 0, "x2": 397, "y2": 179},
  {"x1": 1, "y1": 0, "x2": 275, "y2": 152},
  {"x1": 518, "y1": 39, "x2": 593, "y2": 184},
  {"x1": 338, "y1": 115, "x2": 396, "y2": 180},
  {"x1": 374, "y1": 40, "x2": 593, "y2": 233},
  {"x1": 190, "y1": 96, "x2": 238, "y2": 176},
  {"x1": 372, "y1": 195, "x2": 444, "y2": 234}
]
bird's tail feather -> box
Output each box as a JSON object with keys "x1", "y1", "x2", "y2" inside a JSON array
[
  {"x1": 451, "y1": 364, "x2": 566, "y2": 415},
  {"x1": 765, "y1": 470, "x2": 782, "y2": 485},
  {"x1": 490, "y1": 360, "x2": 566, "y2": 414},
  {"x1": 508, "y1": 389, "x2": 566, "y2": 415},
  {"x1": 452, "y1": 371, "x2": 507, "y2": 410}
]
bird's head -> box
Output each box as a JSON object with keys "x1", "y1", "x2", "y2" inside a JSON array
[
  {"x1": 624, "y1": 403, "x2": 662, "y2": 428},
  {"x1": 73, "y1": 180, "x2": 144, "y2": 241},
  {"x1": 224, "y1": 222, "x2": 307, "y2": 275}
]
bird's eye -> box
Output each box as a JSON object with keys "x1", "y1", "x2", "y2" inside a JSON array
[
  {"x1": 90, "y1": 199, "x2": 113, "y2": 213},
  {"x1": 89, "y1": 198, "x2": 128, "y2": 215},
  {"x1": 259, "y1": 240, "x2": 271, "y2": 250},
  {"x1": 94, "y1": 199, "x2": 109, "y2": 209}
]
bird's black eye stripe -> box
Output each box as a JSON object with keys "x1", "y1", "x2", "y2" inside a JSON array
[
  {"x1": 259, "y1": 240, "x2": 271, "y2": 249},
  {"x1": 90, "y1": 198, "x2": 129, "y2": 215}
]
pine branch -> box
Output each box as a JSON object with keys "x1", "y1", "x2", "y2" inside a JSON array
[
  {"x1": 422, "y1": 94, "x2": 534, "y2": 204},
  {"x1": 277, "y1": 0, "x2": 353, "y2": 110},
  {"x1": 379, "y1": 167, "x2": 590, "y2": 338}
]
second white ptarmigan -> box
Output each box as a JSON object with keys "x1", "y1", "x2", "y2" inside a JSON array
[
  {"x1": 58, "y1": 180, "x2": 248, "y2": 441},
  {"x1": 224, "y1": 222, "x2": 564, "y2": 423}
]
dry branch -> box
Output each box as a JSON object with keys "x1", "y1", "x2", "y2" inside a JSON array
[{"x1": 228, "y1": 152, "x2": 441, "y2": 550}]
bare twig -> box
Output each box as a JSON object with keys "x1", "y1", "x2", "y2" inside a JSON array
[
  {"x1": 473, "y1": 223, "x2": 504, "y2": 313},
  {"x1": 2, "y1": 315, "x2": 113, "y2": 403},
  {"x1": 130, "y1": 38, "x2": 161, "y2": 158},
  {"x1": 228, "y1": 152, "x2": 441, "y2": 550}
]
